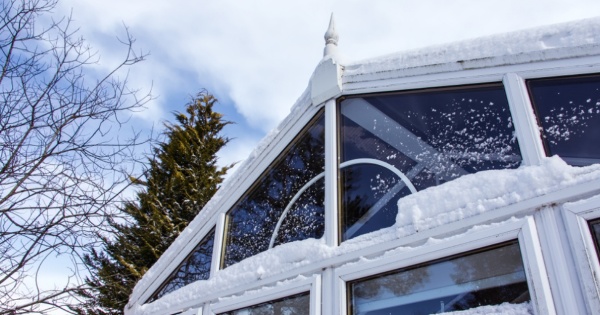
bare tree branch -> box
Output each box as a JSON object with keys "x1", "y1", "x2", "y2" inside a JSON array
[{"x1": 0, "y1": 1, "x2": 152, "y2": 314}]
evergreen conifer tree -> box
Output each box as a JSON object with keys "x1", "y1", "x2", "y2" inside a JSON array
[{"x1": 76, "y1": 92, "x2": 232, "y2": 315}]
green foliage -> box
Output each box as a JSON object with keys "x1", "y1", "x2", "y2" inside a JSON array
[{"x1": 76, "y1": 92, "x2": 233, "y2": 315}]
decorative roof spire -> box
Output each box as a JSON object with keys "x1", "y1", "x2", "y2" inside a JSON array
[
  {"x1": 311, "y1": 13, "x2": 343, "y2": 105},
  {"x1": 323, "y1": 13, "x2": 338, "y2": 57}
]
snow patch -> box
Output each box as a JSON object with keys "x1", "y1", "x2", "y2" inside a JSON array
[
  {"x1": 344, "y1": 17, "x2": 600, "y2": 79},
  {"x1": 396, "y1": 156, "x2": 600, "y2": 237},
  {"x1": 440, "y1": 302, "x2": 532, "y2": 315}
]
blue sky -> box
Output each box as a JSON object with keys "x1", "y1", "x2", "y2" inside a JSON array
[{"x1": 54, "y1": 0, "x2": 600, "y2": 173}]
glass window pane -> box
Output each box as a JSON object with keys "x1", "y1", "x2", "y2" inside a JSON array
[
  {"x1": 149, "y1": 228, "x2": 215, "y2": 302},
  {"x1": 348, "y1": 242, "x2": 529, "y2": 315},
  {"x1": 224, "y1": 112, "x2": 325, "y2": 267},
  {"x1": 219, "y1": 292, "x2": 310, "y2": 315},
  {"x1": 528, "y1": 74, "x2": 600, "y2": 166},
  {"x1": 589, "y1": 219, "x2": 600, "y2": 259},
  {"x1": 339, "y1": 84, "x2": 522, "y2": 240}
]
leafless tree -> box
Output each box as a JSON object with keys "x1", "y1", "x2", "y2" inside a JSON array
[{"x1": 0, "y1": 0, "x2": 151, "y2": 314}]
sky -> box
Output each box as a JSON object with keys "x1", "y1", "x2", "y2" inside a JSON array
[{"x1": 52, "y1": 0, "x2": 600, "y2": 175}]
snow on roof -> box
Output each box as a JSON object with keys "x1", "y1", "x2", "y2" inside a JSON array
[
  {"x1": 135, "y1": 157, "x2": 600, "y2": 314},
  {"x1": 343, "y1": 16, "x2": 600, "y2": 84}
]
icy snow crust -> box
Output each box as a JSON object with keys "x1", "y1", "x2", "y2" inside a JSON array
[
  {"x1": 439, "y1": 302, "x2": 532, "y2": 315},
  {"x1": 396, "y1": 157, "x2": 600, "y2": 236},
  {"x1": 135, "y1": 157, "x2": 600, "y2": 314},
  {"x1": 344, "y1": 17, "x2": 600, "y2": 84},
  {"x1": 130, "y1": 17, "x2": 600, "y2": 314}
]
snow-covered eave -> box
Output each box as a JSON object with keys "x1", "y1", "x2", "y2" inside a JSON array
[
  {"x1": 343, "y1": 17, "x2": 600, "y2": 86},
  {"x1": 133, "y1": 157, "x2": 600, "y2": 315},
  {"x1": 128, "y1": 86, "x2": 317, "y2": 308}
]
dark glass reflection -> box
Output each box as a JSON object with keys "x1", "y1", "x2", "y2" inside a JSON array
[
  {"x1": 339, "y1": 84, "x2": 522, "y2": 240},
  {"x1": 349, "y1": 242, "x2": 529, "y2": 315},
  {"x1": 148, "y1": 228, "x2": 215, "y2": 302},
  {"x1": 219, "y1": 292, "x2": 310, "y2": 315},
  {"x1": 589, "y1": 219, "x2": 600, "y2": 259},
  {"x1": 273, "y1": 177, "x2": 325, "y2": 247},
  {"x1": 528, "y1": 74, "x2": 600, "y2": 166},
  {"x1": 341, "y1": 164, "x2": 412, "y2": 240},
  {"x1": 224, "y1": 112, "x2": 325, "y2": 267}
]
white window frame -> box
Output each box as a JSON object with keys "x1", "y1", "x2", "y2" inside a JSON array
[
  {"x1": 333, "y1": 216, "x2": 555, "y2": 315},
  {"x1": 220, "y1": 108, "x2": 327, "y2": 268},
  {"x1": 503, "y1": 72, "x2": 545, "y2": 166},
  {"x1": 141, "y1": 223, "x2": 218, "y2": 306},
  {"x1": 128, "y1": 54, "x2": 600, "y2": 315},
  {"x1": 211, "y1": 213, "x2": 226, "y2": 276},
  {"x1": 562, "y1": 194, "x2": 600, "y2": 314},
  {"x1": 511, "y1": 69, "x2": 600, "y2": 166},
  {"x1": 208, "y1": 275, "x2": 321, "y2": 315}
]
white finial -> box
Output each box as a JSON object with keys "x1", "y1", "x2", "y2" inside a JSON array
[
  {"x1": 323, "y1": 13, "x2": 338, "y2": 57},
  {"x1": 311, "y1": 13, "x2": 343, "y2": 105}
]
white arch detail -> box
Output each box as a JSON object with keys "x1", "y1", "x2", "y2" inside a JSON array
[{"x1": 268, "y1": 158, "x2": 417, "y2": 249}]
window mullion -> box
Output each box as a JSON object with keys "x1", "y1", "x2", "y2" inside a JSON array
[
  {"x1": 503, "y1": 73, "x2": 545, "y2": 166},
  {"x1": 213, "y1": 213, "x2": 226, "y2": 272},
  {"x1": 534, "y1": 206, "x2": 587, "y2": 314},
  {"x1": 519, "y1": 216, "x2": 557, "y2": 315},
  {"x1": 324, "y1": 98, "x2": 339, "y2": 247}
]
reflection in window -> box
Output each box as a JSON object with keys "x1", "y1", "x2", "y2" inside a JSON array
[
  {"x1": 223, "y1": 112, "x2": 325, "y2": 267},
  {"x1": 339, "y1": 84, "x2": 522, "y2": 240},
  {"x1": 219, "y1": 292, "x2": 310, "y2": 315},
  {"x1": 589, "y1": 219, "x2": 600, "y2": 259},
  {"x1": 528, "y1": 74, "x2": 600, "y2": 166},
  {"x1": 348, "y1": 242, "x2": 529, "y2": 315},
  {"x1": 148, "y1": 228, "x2": 215, "y2": 302}
]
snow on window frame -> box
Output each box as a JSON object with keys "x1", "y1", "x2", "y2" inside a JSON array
[
  {"x1": 208, "y1": 275, "x2": 321, "y2": 315},
  {"x1": 147, "y1": 228, "x2": 216, "y2": 303},
  {"x1": 218, "y1": 292, "x2": 309, "y2": 315},
  {"x1": 337, "y1": 83, "x2": 523, "y2": 242},
  {"x1": 333, "y1": 216, "x2": 555, "y2": 315},
  {"x1": 348, "y1": 240, "x2": 529, "y2": 314}
]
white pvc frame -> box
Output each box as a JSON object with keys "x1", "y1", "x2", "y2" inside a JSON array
[
  {"x1": 333, "y1": 216, "x2": 555, "y2": 315},
  {"x1": 562, "y1": 195, "x2": 600, "y2": 314},
  {"x1": 503, "y1": 69, "x2": 600, "y2": 168},
  {"x1": 208, "y1": 275, "x2": 321, "y2": 315},
  {"x1": 128, "y1": 51, "x2": 600, "y2": 315}
]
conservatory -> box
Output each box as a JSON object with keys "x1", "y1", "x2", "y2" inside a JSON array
[{"x1": 127, "y1": 16, "x2": 600, "y2": 315}]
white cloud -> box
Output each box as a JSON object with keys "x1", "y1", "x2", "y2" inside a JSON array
[{"x1": 57, "y1": 0, "x2": 600, "y2": 135}]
